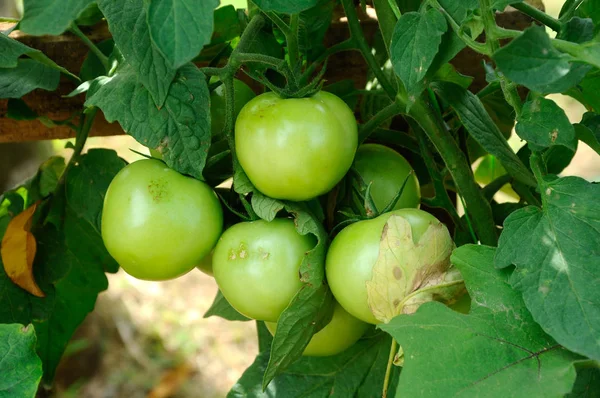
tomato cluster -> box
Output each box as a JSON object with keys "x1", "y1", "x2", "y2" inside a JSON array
[{"x1": 101, "y1": 83, "x2": 449, "y2": 357}]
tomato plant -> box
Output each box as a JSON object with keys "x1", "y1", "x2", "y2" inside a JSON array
[
  {"x1": 212, "y1": 218, "x2": 316, "y2": 322},
  {"x1": 101, "y1": 159, "x2": 223, "y2": 281},
  {"x1": 2, "y1": 0, "x2": 600, "y2": 397},
  {"x1": 235, "y1": 91, "x2": 358, "y2": 201}
]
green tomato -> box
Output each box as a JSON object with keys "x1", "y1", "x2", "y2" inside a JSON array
[
  {"x1": 101, "y1": 159, "x2": 223, "y2": 281},
  {"x1": 235, "y1": 91, "x2": 358, "y2": 201},
  {"x1": 265, "y1": 301, "x2": 370, "y2": 357},
  {"x1": 196, "y1": 251, "x2": 213, "y2": 276},
  {"x1": 211, "y1": 79, "x2": 256, "y2": 137},
  {"x1": 212, "y1": 218, "x2": 316, "y2": 321},
  {"x1": 326, "y1": 208, "x2": 441, "y2": 324},
  {"x1": 353, "y1": 143, "x2": 420, "y2": 211}
]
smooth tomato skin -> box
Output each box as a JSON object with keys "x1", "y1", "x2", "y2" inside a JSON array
[
  {"x1": 235, "y1": 91, "x2": 358, "y2": 201},
  {"x1": 212, "y1": 218, "x2": 316, "y2": 322},
  {"x1": 326, "y1": 209, "x2": 441, "y2": 324},
  {"x1": 266, "y1": 301, "x2": 370, "y2": 356},
  {"x1": 101, "y1": 159, "x2": 223, "y2": 281},
  {"x1": 353, "y1": 144, "x2": 420, "y2": 211},
  {"x1": 211, "y1": 79, "x2": 256, "y2": 137}
]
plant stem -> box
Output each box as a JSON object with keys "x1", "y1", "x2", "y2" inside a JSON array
[
  {"x1": 58, "y1": 108, "x2": 98, "y2": 187},
  {"x1": 382, "y1": 339, "x2": 398, "y2": 398},
  {"x1": 510, "y1": 2, "x2": 561, "y2": 32},
  {"x1": 341, "y1": 0, "x2": 397, "y2": 99},
  {"x1": 70, "y1": 23, "x2": 109, "y2": 73},
  {"x1": 300, "y1": 38, "x2": 356, "y2": 83},
  {"x1": 266, "y1": 12, "x2": 291, "y2": 35},
  {"x1": 287, "y1": 14, "x2": 300, "y2": 71},
  {"x1": 407, "y1": 97, "x2": 498, "y2": 245},
  {"x1": 479, "y1": 0, "x2": 522, "y2": 115},
  {"x1": 358, "y1": 102, "x2": 402, "y2": 143}
]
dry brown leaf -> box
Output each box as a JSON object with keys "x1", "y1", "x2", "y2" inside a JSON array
[
  {"x1": 147, "y1": 363, "x2": 193, "y2": 398},
  {"x1": 1, "y1": 202, "x2": 44, "y2": 297}
]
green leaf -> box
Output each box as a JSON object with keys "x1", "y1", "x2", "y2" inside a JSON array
[
  {"x1": 577, "y1": 112, "x2": 600, "y2": 155},
  {"x1": 438, "y1": 0, "x2": 478, "y2": 23},
  {"x1": 0, "y1": 33, "x2": 77, "y2": 79},
  {"x1": 98, "y1": 0, "x2": 176, "y2": 107},
  {"x1": 6, "y1": 98, "x2": 38, "y2": 120},
  {"x1": 38, "y1": 157, "x2": 66, "y2": 197},
  {"x1": 432, "y1": 81, "x2": 536, "y2": 186},
  {"x1": 79, "y1": 39, "x2": 114, "y2": 82},
  {"x1": 251, "y1": 191, "x2": 284, "y2": 222},
  {"x1": 229, "y1": 332, "x2": 398, "y2": 397},
  {"x1": 0, "y1": 59, "x2": 59, "y2": 99},
  {"x1": 390, "y1": 9, "x2": 447, "y2": 97},
  {"x1": 494, "y1": 26, "x2": 575, "y2": 92},
  {"x1": 576, "y1": 0, "x2": 600, "y2": 29},
  {"x1": 299, "y1": 0, "x2": 335, "y2": 62},
  {"x1": 571, "y1": 69, "x2": 600, "y2": 111},
  {"x1": 567, "y1": 368, "x2": 600, "y2": 397},
  {"x1": 85, "y1": 64, "x2": 210, "y2": 180},
  {"x1": 204, "y1": 290, "x2": 251, "y2": 321},
  {"x1": 0, "y1": 150, "x2": 123, "y2": 383},
  {"x1": 559, "y1": 17, "x2": 596, "y2": 43},
  {"x1": 516, "y1": 97, "x2": 576, "y2": 150},
  {"x1": 496, "y1": 176, "x2": 600, "y2": 362},
  {"x1": 380, "y1": 245, "x2": 580, "y2": 398},
  {"x1": 492, "y1": 0, "x2": 522, "y2": 10},
  {"x1": 147, "y1": 0, "x2": 219, "y2": 69},
  {"x1": 0, "y1": 324, "x2": 42, "y2": 398},
  {"x1": 252, "y1": 0, "x2": 319, "y2": 14},
  {"x1": 20, "y1": 0, "x2": 94, "y2": 35},
  {"x1": 65, "y1": 148, "x2": 126, "y2": 232}
]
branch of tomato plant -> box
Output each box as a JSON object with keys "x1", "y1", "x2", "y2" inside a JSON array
[
  {"x1": 410, "y1": 119, "x2": 472, "y2": 240},
  {"x1": 478, "y1": 0, "x2": 524, "y2": 116},
  {"x1": 382, "y1": 339, "x2": 398, "y2": 398},
  {"x1": 69, "y1": 23, "x2": 109, "y2": 73},
  {"x1": 510, "y1": 2, "x2": 561, "y2": 32},
  {"x1": 340, "y1": 0, "x2": 397, "y2": 100},
  {"x1": 407, "y1": 97, "x2": 498, "y2": 245},
  {"x1": 358, "y1": 102, "x2": 402, "y2": 143},
  {"x1": 299, "y1": 38, "x2": 357, "y2": 84}
]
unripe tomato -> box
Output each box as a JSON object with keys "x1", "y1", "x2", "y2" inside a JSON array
[
  {"x1": 212, "y1": 218, "x2": 316, "y2": 321},
  {"x1": 101, "y1": 159, "x2": 223, "y2": 281},
  {"x1": 326, "y1": 209, "x2": 442, "y2": 324},
  {"x1": 235, "y1": 91, "x2": 358, "y2": 201},
  {"x1": 265, "y1": 301, "x2": 370, "y2": 356},
  {"x1": 353, "y1": 143, "x2": 420, "y2": 211}
]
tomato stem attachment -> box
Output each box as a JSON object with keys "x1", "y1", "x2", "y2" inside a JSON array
[{"x1": 382, "y1": 339, "x2": 398, "y2": 398}]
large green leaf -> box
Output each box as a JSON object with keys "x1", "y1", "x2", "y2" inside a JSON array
[
  {"x1": 147, "y1": 0, "x2": 219, "y2": 69},
  {"x1": 432, "y1": 81, "x2": 536, "y2": 186},
  {"x1": 496, "y1": 176, "x2": 600, "y2": 362},
  {"x1": 516, "y1": 97, "x2": 576, "y2": 150},
  {"x1": 390, "y1": 9, "x2": 447, "y2": 97},
  {"x1": 85, "y1": 64, "x2": 211, "y2": 180},
  {"x1": 494, "y1": 26, "x2": 578, "y2": 93},
  {"x1": 0, "y1": 150, "x2": 123, "y2": 383},
  {"x1": 0, "y1": 59, "x2": 59, "y2": 99},
  {"x1": 20, "y1": 0, "x2": 94, "y2": 35},
  {"x1": 380, "y1": 245, "x2": 580, "y2": 398},
  {"x1": 229, "y1": 332, "x2": 398, "y2": 397},
  {"x1": 252, "y1": 0, "x2": 320, "y2": 14},
  {"x1": 204, "y1": 290, "x2": 251, "y2": 321},
  {"x1": 98, "y1": 0, "x2": 176, "y2": 107},
  {"x1": 577, "y1": 112, "x2": 600, "y2": 155},
  {"x1": 0, "y1": 324, "x2": 42, "y2": 398}
]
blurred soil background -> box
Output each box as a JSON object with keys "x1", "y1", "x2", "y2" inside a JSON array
[{"x1": 0, "y1": 0, "x2": 598, "y2": 397}]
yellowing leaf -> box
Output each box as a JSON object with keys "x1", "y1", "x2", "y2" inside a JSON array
[
  {"x1": 366, "y1": 215, "x2": 454, "y2": 323},
  {"x1": 1, "y1": 203, "x2": 44, "y2": 297}
]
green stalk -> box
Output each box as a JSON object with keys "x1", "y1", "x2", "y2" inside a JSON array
[
  {"x1": 340, "y1": 0, "x2": 397, "y2": 99},
  {"x1": 70, "y1": 23, "x2": 109, "y2": 72},
  {"x1": 510, "y1": 2, "x2": 561, "y2": 32},
  {"x1": 287, "y1": 14, "x2": 301, "y2": 71},
  {"x1": 408, "y1": 97, "x2": 498, "y2": 245},
  {"x1": 479, "y1": 0, "x2": 522, "y2": 115},
  {"x1": 382, "y1": 339, "x2": 398, "y2": 398},
  {"x1": 358, "y1": 102, "x2": 402, "y2": 143}
]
